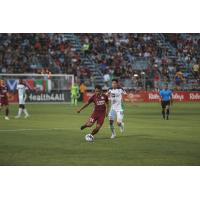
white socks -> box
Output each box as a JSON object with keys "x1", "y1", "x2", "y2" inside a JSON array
[
  {"x1": 23, "y1": 109, "x2": 29, "y2": 116},
  {"x1": 16, "y1": 108, "x2": 29, "y2": 117},
  {"x1": 17, "y1": 108, "x2": 23, "y2": 117}
]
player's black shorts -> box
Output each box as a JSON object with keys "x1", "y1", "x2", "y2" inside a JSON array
[{"x1": 161, "y1": 100, "x2": 170, "y2": 108}]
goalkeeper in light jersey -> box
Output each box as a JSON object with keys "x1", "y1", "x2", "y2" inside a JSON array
[
  {"x1": 71, "y1": 82, "x2": 80, "y2": 106},
  {"x1": 15, "y1": 79, "x2": 29, "y2": 118}
]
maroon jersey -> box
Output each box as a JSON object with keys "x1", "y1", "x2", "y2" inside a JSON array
[
  {"x1": 88, "y1": 93, "x2": 108, "y2": 113},
  {"x1": 0, "y1": 85, "x2": 8, "y2": 100},
  {"x1": 0, "y1": 85, "x2": 9, "y2": 106}
]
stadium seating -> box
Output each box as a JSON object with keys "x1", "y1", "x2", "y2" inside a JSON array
[{"x1": 0, "y1": 33, "x2": 199, "y2": 90}]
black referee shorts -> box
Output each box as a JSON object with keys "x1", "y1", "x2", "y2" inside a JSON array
[{"x1": 161, "y1": 100, "x2": 170, "y2": 109}]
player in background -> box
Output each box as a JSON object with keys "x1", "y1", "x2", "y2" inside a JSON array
[
  {"x1": 71, "y1": 82, "x2": 79, "y2": 106},
  {"x1": 15, "y1": 79, "x2": 29, "y2": 119},
  {"x1": 77, "y1": 85, "x2": 109, "y2": 141},
  {"x1": 159, "y1": 83, "x2": 173, "y2": 120},
  {"x1": 107, "y1": 79, "x2": 126, "y2": 139},
  {"x1": 0, "y1": 80, "x2": 10, "y2": 120}
]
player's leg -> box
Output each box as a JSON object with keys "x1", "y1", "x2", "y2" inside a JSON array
[
  {"x1": 161, "y1": 101, "x2": 166, "y2": 119},
  {"x1": 90, "y1": 123, "x2": 102, "y2": 136},
  {"x1": 166, "y1": 103, "x2": 170, "y2": 120},
  {"x1": 74, "y1": 96, "x2": 78, "y2": 106},
  {"x1": 22, "y1": 96, "x2": 29, "y2": 118},
  {"x1": 88, "y1": 114, "x2": 105, "y2": 139},
  {"x1": 71, "y1": 94, "x2": 74, "y2": 105},
  {"x1": 4, "y1": 105, "x2": 9, "y2": 120},
  {"x1": 22, "y1": 105, "x2": 29, "y2": 118},
  {"x1": 0, "y1": 105, "x2": 4, "y2": 117},
  {"x1": 80, "y1": 116, "x2": 95, "y2": 130},
  {"x1": 109, "y1": 109, "x2": 116, "y2": 139},
  {"x1": 15, "y1": 104, "x2": 23, "y2": 118},
  {"x1": 116, "y1": 111, "x2": 124, "y2": 133}
]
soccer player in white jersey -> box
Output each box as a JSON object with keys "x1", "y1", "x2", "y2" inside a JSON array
[
  {"x1": 15, "y1": 79, "x2": 29, "y2": 119},
  {"x1": 107, "y1": 79, "x2": 126, "y2": 139}
]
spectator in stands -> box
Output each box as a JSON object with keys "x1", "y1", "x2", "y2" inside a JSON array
[
  {"x1": 175, "y1": 69, "x2": 185, "y2": 90},
  {"x1": 1, "y1": 33, "x2": 200, "y2": 90},
  {"x1": 79, "y1": 82, "x2": 87, "y2": 101},
  {"x1": 103, "y1": 70, "x2": 111, "y2": 88},
  {"x1": 191, "y1": 63, "x2": 199, "y2": 80}
]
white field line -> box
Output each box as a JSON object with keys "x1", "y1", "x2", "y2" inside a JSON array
[
  {"x1": 0, "y1": 127, "x2": 111, "y2": 132},
  {"x1": 9, "y1": 102, "x2": 71, "y2": 105},
  {"x1": 0, "y1": 128, "x2": 69, "y2": 132}
]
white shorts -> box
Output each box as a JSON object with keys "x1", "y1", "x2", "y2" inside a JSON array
[
  {"x1": 19, "y1": 96, "x2": 26, "y2": 105},
  {"x1": 109, "y1": 109, "x2": 124, "y2": 123}
]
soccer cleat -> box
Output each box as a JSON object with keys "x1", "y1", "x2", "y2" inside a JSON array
[
  {"x1": 111, "y1": 134, "x2": 116, "y2": 139},
  {"x1": 5, "y1": 116, "x2": 10, "y2": 120},
  {"x1": 119, "y1": 122, "x2": 125, "y2": 133},
  {"x1": 80, "y1": 125, "x2": 85, "y2": 130},
  {"x1": 24, "y1": 115, "x2": 29, "y2": 119},
  {"x1": 15, "y1": 115, "x2": 20, "y2": 119}
]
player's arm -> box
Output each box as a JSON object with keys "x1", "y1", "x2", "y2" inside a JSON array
[
  {"x1": 122, "y1": 88, "x2": 127, "y2": 99},
  {"x1": 105, "y1": 89, "x2": 111, "y2": 98},
  {"x1": 77, "y1": 96, "x2": 93, "y2": 113},
  {"x1": 77, "y1": 102, "x2": 90, "y2": 113},
  {"x1": 159, "y1": 90, "x2": 163, "y2": 102}
]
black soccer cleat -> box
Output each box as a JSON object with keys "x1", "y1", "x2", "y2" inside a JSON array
[
  {"x1": 166, "y1": 116, "x2": 169, "y2": 120},
  {"x1": 80, "y1": 125, "x2": 85, "y2": 130}
]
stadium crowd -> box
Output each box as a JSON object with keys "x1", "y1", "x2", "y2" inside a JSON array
[{"x1": 0, "y1": 33, "x2": 199, "y2": 90}]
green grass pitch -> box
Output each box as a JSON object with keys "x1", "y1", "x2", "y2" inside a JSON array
[{"x1": 0, "y1": 102, "x2": 200, "y2": 165}]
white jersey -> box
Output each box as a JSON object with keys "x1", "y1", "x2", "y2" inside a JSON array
[
  {"x1": 108, "y1": 87, "x2": 126, "y2": 111},
  {"x1": 17, "y1": 84, "x2": 27, "y2": 104}
]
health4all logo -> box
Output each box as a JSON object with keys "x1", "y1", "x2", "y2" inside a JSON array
[{"x1": 172, "y1": 93, "x2": 184, "y2": 101}]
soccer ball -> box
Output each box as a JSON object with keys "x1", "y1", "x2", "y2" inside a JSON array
[{"x1": 85, "y1": 134, "x2": 94, "y2": 142}]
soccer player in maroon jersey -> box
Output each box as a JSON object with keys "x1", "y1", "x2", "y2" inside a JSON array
[
  {"x1": 0, "y1": 80, "x2": 10, "y2": 120},
  {"x1": 77, "y1": 85, "x2": 109, "y2": 140}
]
